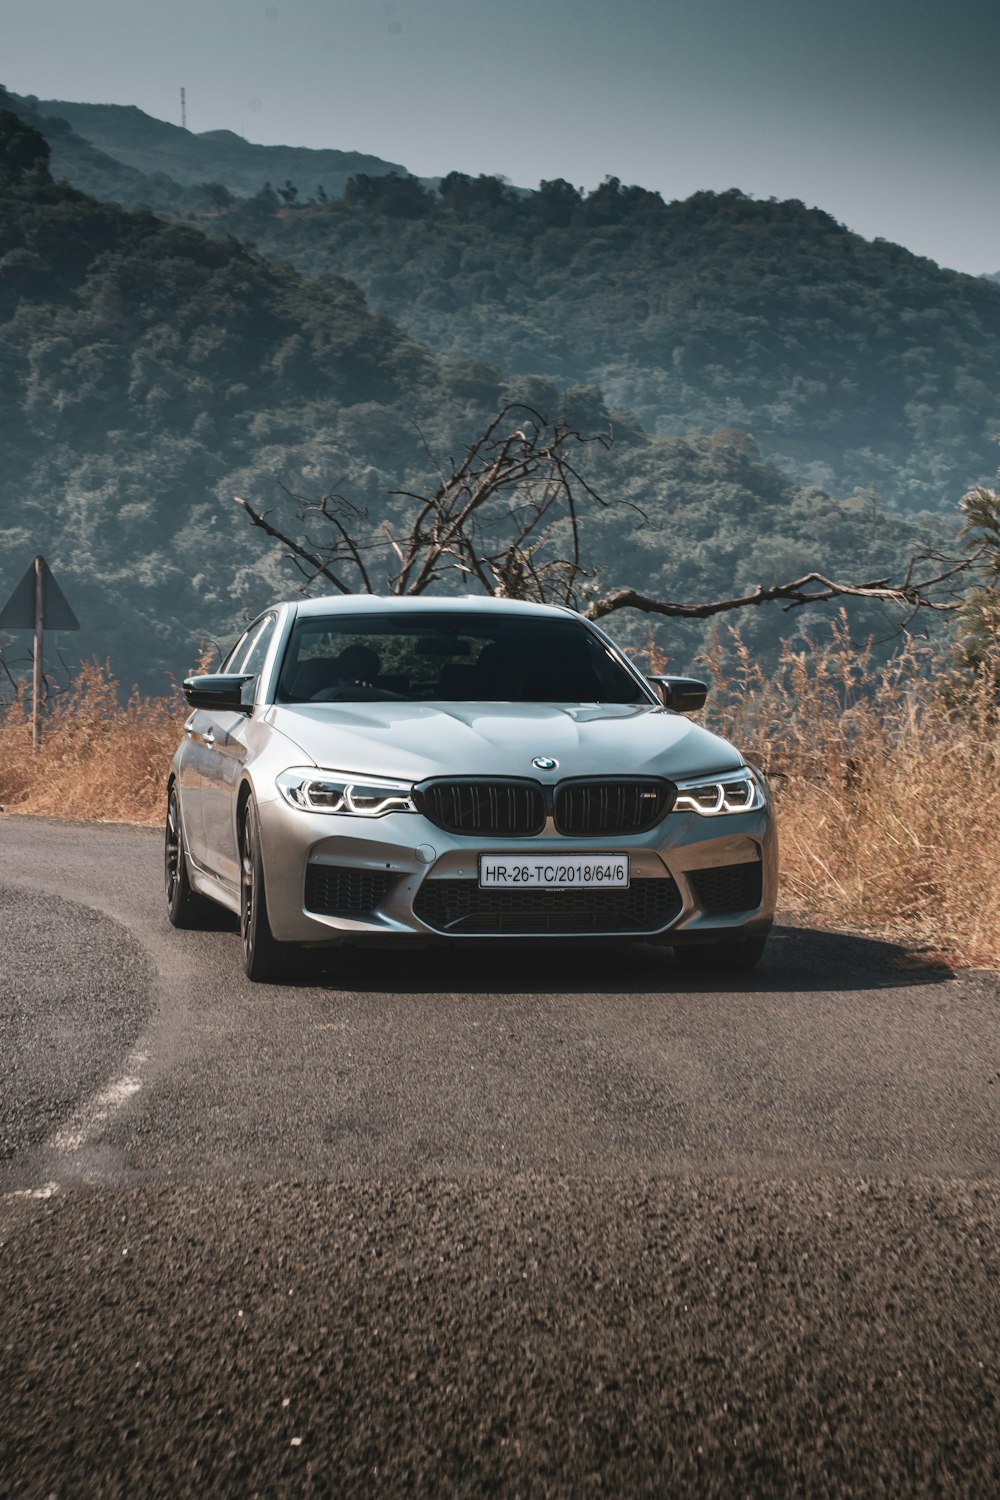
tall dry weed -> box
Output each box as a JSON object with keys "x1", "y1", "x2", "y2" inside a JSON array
[
  {"x1": 0, "y1": 660, "x2": 182, "y2": 823},
  {"x1": 699, "y1": 614, "x2": 1000, "y2": 966}
]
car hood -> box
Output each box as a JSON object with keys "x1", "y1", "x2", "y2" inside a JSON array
[{"x1": 264, "y1": 701, "x2": 744, "y2": 782}]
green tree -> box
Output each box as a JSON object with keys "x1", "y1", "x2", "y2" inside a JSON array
[{"x1": 950, "y1": 483, "x2": 1000, "y2": 688}]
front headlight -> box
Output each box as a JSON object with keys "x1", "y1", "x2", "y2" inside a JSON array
[
  {"x1": 276, "y1": 767, "x2": 416, "y2": 817},
  {"x1": 671, "y1": 767, "x2": 765, "y2": 816}
]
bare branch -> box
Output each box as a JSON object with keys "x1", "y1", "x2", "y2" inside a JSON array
[
  {"x1": 233, "y1": 407, "x2": 992, "y2": 636},
  {"x1": 384, "y1": 405, "x2": 602, "y2": 598},
  {"x1": 0, "y1": 644, "x2": 25, "y2": 706},
  {"x1": 584, "y1": 558, "x2": 980, "y2": 624},
  {"x1": 311, "y1": 496, "x2": 374, "y2": 593},
  {"x1": 234, "y1": 494, "x2": 358, "y2": 594}
]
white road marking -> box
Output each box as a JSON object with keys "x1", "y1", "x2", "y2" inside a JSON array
[
  {"x1": 49, "y1": 1049, "x2": 148, "y2": 1155},
  {"x1": 6, "y1": 1181, "x2": 60, "y2": 1200}
]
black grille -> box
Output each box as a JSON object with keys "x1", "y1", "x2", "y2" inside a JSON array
[
  {"x1": 688, "y1": 861, "x2": 763, "y2": 914},
  {"x1": 413, "y1": 877, "x2": 682, "y2": 935},
  {"x1": 415, "y1": 779, "x2": 545, "y2": 837},
  {"x1": 554, "y1": 778, "x2": 674, "y2": 836},
  {"x1": 305, "y1": 864, "x2": 393, "y2": 916}
]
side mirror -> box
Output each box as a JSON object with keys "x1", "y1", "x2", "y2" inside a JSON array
[
  {"x1": 649, "y1": 675, "x2": 709, "y2": 713},
  {"x1": 183, "y1": 673, "x2": 254, "y2": 712}
]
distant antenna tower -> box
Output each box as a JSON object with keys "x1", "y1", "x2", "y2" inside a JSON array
[{"x1": 180, "y1": 87, "x2": 187, "y2": 129}]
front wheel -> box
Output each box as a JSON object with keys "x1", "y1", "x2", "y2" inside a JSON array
[
  {"x1": 673, "y1": 934, "x2": 768, "y2": 974},
  {"x1": 165, "y1": 784, "x2": 213, "y2": 929},
  {"x1": 240, "y1": 797, "x2": 293, "y2": 982}
]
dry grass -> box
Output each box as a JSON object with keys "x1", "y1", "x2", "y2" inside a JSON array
[
  {"x1": 695, "y1": 616, "x2": 1000, "y2": 969},
  {"x1": 0, "y1": 661, "x2": 182, "y2": 825},
  {"x1": 2, "y1": 627, "x2": 998, "y2": 967}
]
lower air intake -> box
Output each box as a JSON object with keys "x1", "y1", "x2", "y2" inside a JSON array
[
  {"x1": 305, "y1": 865, "x2": 393, "y2": 916},
  {"x1": 688, "y1": 861, "x2": 763, "y2": 914},
  {"x1": 413, "y1": 877, "x2": 681, "y2": 935}
]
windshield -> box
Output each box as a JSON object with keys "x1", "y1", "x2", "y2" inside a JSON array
[{"x1": 276, "y1": 612, "x2": 649, "y2": 705}]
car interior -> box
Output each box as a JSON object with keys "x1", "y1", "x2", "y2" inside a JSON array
[{"x1": 274, "y1": 615, "x2": 648, "y2": 705}]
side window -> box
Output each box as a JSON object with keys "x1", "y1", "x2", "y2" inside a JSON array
[
  {"x1": 236, "y1": 615, "x2": 278, "y2": 704},
  {"x1": 221, "y1": 625, "x2": 256, "y2": 673},
  {"x1": 227, "y1": 618, "x2": 266, "y2": 674}
]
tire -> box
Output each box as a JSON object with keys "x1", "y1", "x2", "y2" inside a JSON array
[
  {"x1": 165, "y1": 783, "x2": 214, "y2": 929},
  {"x1": 673, "y1": 933, "x2": 768, "y2": 974},
  {"x1": 240, "y1": 796, "x2": 294, "y2": 982}
]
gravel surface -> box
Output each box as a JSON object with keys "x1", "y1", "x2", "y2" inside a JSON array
[{"x1": 3, "y1": 1178, "x2": 1000, "y2": 1498}]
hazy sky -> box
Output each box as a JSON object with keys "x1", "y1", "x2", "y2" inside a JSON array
[{"x1": 4, "y1": 0, "x2": 998, "y2": 274}]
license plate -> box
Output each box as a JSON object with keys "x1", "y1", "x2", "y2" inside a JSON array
[{"x1": 478, "y1": 855, "x2": 630, "y2": 888}]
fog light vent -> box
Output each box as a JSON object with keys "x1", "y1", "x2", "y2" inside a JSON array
[
  {"x1": 305, "y1": 865, "x2": 393, "y2": 915},
  {"x1": 689, "y1": 861, "x2": 762, "y2": 914}
]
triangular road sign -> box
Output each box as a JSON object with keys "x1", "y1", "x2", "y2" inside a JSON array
[{"x1": 0, "y1": 556, "x2": 79, "y2": 631}]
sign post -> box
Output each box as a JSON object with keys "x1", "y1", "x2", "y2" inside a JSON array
[
  {"x1": 33, "y1": 558, "x2": 46, "y2": 751},
  {"x1": 0, "y1": 555, "x2": 80, "y2": 752}
]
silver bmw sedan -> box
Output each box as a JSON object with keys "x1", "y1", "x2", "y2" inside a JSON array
[{"x1": 166, "y1": 596, "x2": 776, "y2": 981}]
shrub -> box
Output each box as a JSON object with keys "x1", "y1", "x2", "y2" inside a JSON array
[
  {"x1": 698, "y1": 615, "x2": 1000, "y2": 967},
  {"x1": 0, "y1": 660, "x2": 182, "y2": 824}
]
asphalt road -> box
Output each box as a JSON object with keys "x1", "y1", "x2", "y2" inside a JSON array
[{"x1": 1, "y1": 816, "x2": 999, "y2": 1497}]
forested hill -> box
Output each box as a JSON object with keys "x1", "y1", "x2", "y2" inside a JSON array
[
  {"x1": 24, "y1": 91, "x2": 410, "y2": 201},
  {"x1": 195, "y1": 174, "x2": 1000, "y2": 515},
  {"x1": 0, "y1": 87, "x2": 187, "y2": 210},
  {"x1": 0, "y1": 109, "x2": 453, "y2": 688},
  {"x1": 0, "y1": 112, "x2": 952, "y2": 693},
  {"x1": 6, "y1": 90, "x2": 999, "y2": 519}
]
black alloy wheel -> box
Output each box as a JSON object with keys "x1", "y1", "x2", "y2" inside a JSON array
[
  {"x1": 240, "y1": 796, "x2": 289, "y2": 982},
  {"x1": 165, "y1": 783, "x2": 212, "y2": 929},
  {"x1": 673, "y1": 933, "x2": 768, "y2": 973}
]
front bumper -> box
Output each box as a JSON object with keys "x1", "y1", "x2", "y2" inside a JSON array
[{"x1": 255, "y1": 794, "x2": 777, "y2": 945}]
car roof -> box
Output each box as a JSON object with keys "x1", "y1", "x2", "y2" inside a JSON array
[{"x1": 285, "y1": 594, "x2": 579, "y2": 621}]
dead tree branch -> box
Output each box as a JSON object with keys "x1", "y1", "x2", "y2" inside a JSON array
[
  {"x1": 233, "y1": 493, "x2": 361, "y2": 594},
  {"x1": 584, "y1": 555, "x2": 983, "y2": 624},
  {"x1": 385, "y1": 405, "x2": 624, "y2": 601},
  {"x1": 235, "y1": 404, "x2": 640, "y2": 604},
  {"x1": 234, "y1": 406, "x2": 992, "y2": 629}
]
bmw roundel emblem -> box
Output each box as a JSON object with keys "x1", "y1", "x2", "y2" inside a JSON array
[{"x1": 532, "y1": 756, "x2": 559, "y2": 771}]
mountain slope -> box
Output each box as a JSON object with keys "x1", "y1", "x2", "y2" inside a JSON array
[
  {"x1": 0, "y1": 111, "x2": 455, "y2": 687},
  {"x1": 0, "y1": 112, "x2": 947, "y2": 694},
  {"x1": 7, "y1": 93, "x2": 996, "y2": 518},
  {"x1": 199, "y1": 175, "x2": 1000, "y2": 515},
  {"x1": 34, "y1": 95, "x2": 409, "y2": 198},
  {"x1": 0, "y1": 86, "x2": 191, "y2": 208}
]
